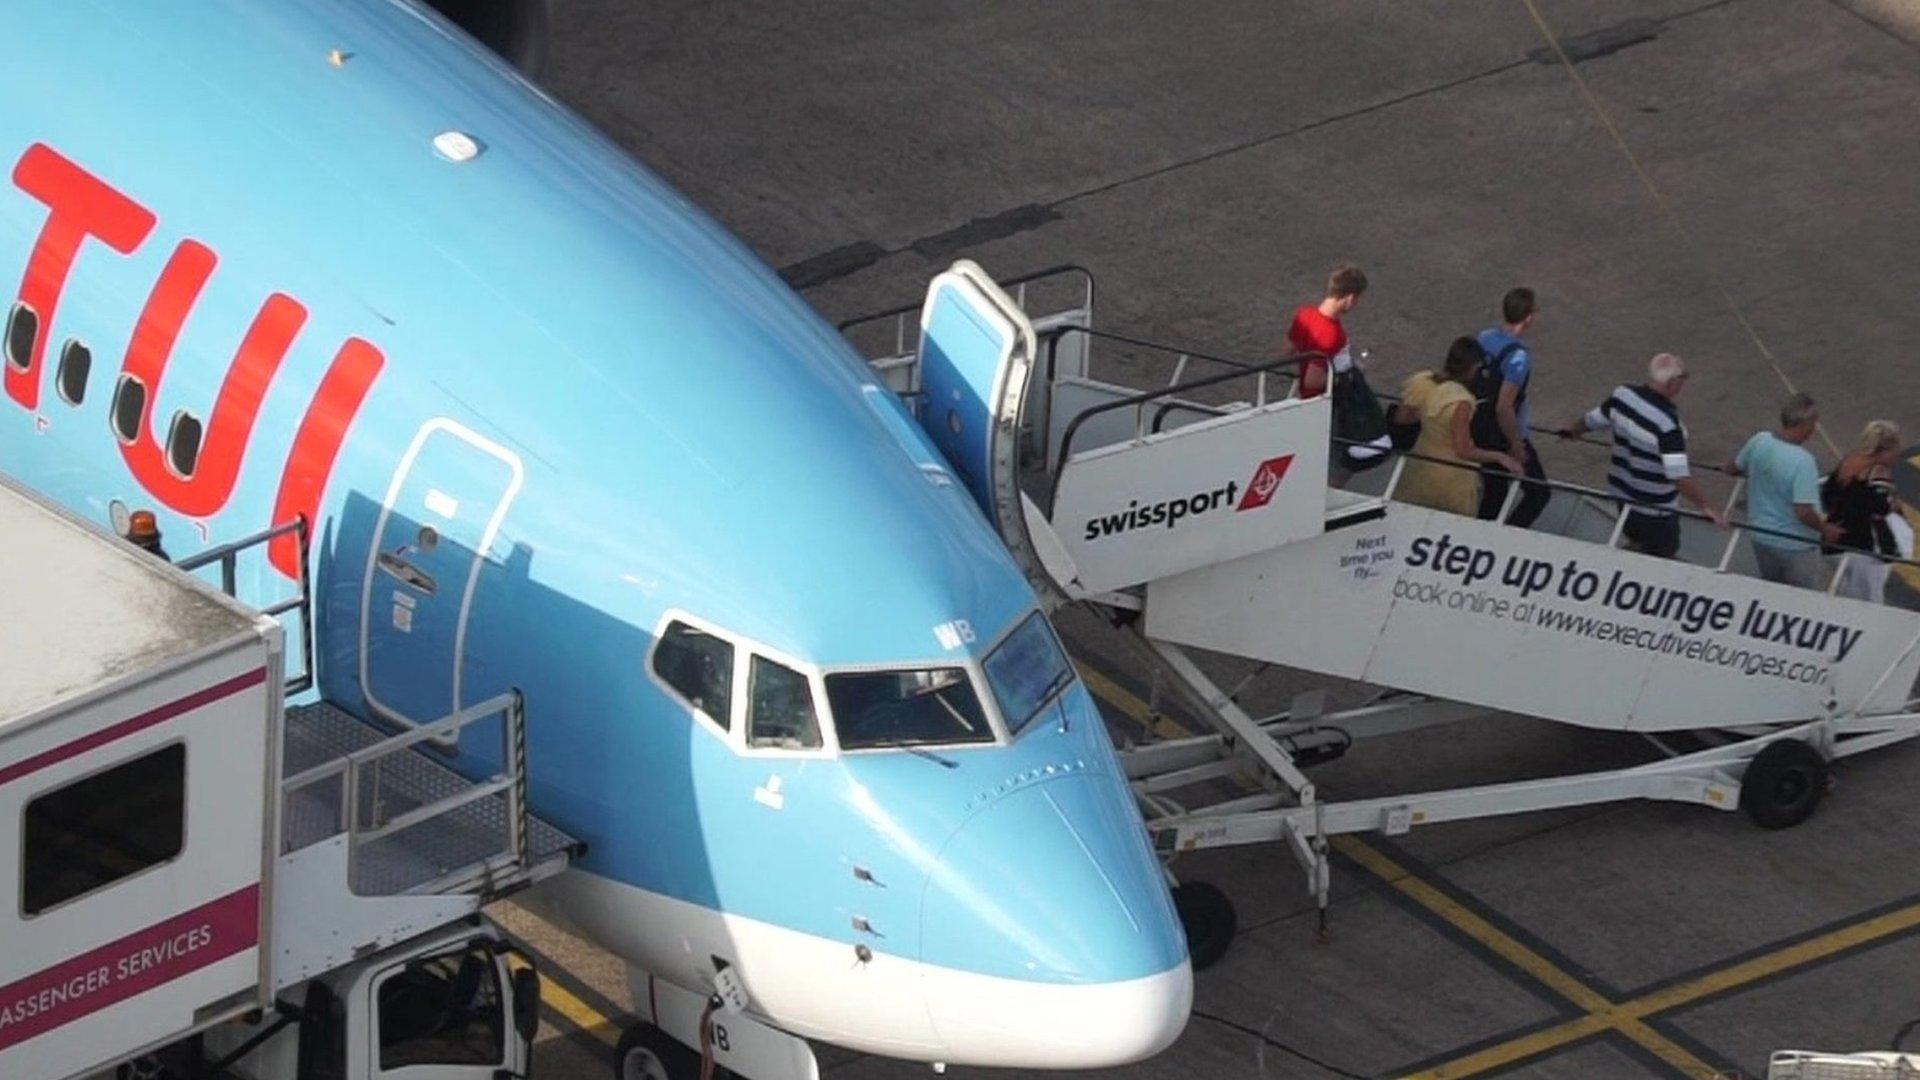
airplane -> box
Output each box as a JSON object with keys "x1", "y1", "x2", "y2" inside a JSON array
[{"x1": 0, "y1": 0, "x2": 1193, "y2": 1076}]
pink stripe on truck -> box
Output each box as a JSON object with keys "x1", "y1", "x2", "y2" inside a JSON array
[
  {"x1": 0, "y1": 666, "x2": 266, "y2": 788},
  {"x1": 0, "y1": 884, "x2": 261, "y2": 1051}
]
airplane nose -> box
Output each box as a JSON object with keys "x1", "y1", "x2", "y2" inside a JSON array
[{"x1": 916, "y1": 770, "x2": 1192, "y2": 1067}]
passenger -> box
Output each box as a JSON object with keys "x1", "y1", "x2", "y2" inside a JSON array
[
  {"x1": 1474, "y1": 287, "x2": 1551, "y2": 528},
  {"x1": 1821, "y1": 419, "x2": 1902, "y2": 602},
  {"x1": 1287, "y1": 265, "x2": 1367, "y2": 400},
  {"x1": 1726, "y1": 393, "x2": 1841, "y2": 590},
  {"x1": 126, "y1": 509, "x2": 169, "y2": 561},
  {"x1": 1391, "y1": 337, "x2": 1523, "y2": 516},
  {"x1": 1559, "y1": 352, "x2": 1724, "y2": 559}
]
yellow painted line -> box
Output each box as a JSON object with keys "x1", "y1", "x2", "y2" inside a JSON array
[
  {"x1": 1399, "y1": 1015, "x2": 1608, "y2": 1080},
  {"x1": 1080, "y1": 662, "x2": 1711, "y2": 1072},
  {"x1": 508, "y1": 956, "x2": 621, "y2": 1047},
  {"x1": 1334, "y1": 837, "x2": 1617, "y2": 1016},
  {"x1": 1516, "y1": 0, "x2": 1837, "y2": 458},
  {"x1": 1406, "y1": 900, "x2": 1920, "y2": 1079},
  {"x1": 1079, "y1": 648, "x2": 1920, "y2": 1076},
  {"x1": 1620, "y1": 900, "x2": 1920, "y2": 1022},
  {"x1": 1076, "y1": 661, "x2": 1195, "y2": 740}
]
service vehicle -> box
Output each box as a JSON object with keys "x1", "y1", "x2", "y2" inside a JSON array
[{"x1": 0, "y1": 475, "x2": 573, "y2": 1080}]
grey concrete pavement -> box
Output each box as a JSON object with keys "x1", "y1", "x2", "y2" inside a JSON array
[{"x1": 520, "y1": 1, "x2": 1920, "y2": 1077}]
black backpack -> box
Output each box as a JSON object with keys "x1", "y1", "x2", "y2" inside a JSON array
[
  {"x1": 1330, "y1": 365, "x2": 1395, "y2": 473},
  {"x1": 1468, "y1": 340, "x2": 1525, "y2": 451}
]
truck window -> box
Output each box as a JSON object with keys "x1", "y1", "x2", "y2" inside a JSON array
[
  {"x1": 378, "y1": 943, "x2": 505, "y2": 1069},
  {"x1": 22, "y1": 743, "x2": 186, "y2": 915}
]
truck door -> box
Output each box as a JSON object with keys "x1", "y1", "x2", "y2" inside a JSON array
[
  {"x1": 366, "y1": 940, "x2": 526, "y2": 1080},
  {"x1": 360, "y1": 419, "x2": 523, "y2": 728}
]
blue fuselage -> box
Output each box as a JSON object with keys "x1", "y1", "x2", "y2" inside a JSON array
[{"x1": 0, "y1": 0, "x2": 1188, "y2": 1065}]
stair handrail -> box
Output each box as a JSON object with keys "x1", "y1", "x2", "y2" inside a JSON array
[
  {"x1": 176, "y1": 516, "x2": 314, "y2": 694},
  {"x1": 281, "y1": 689, "x2": 530, "y2": 892},
  {"x1": 1333, "y1": 434, "x2": 1920, "y2": 575},
  {"x1": 1043, "y1": 329, "x2": 1321, "y2": 513},
  {"x1": 835, "y1": 263, "x2": 1095, "y2": 343}
]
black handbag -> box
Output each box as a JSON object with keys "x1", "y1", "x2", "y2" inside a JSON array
[{"x1": 1331, "y1": 366, "x2": 1394, "y2": 473}]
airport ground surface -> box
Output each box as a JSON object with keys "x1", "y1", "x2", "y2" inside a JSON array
[{"x1": 499, "y1": 2, "x2": 1920, "y2": 1077}]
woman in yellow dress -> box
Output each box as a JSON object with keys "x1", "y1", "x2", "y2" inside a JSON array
[{"x1": 1392, "y1": 337, "x2": 1524, "y2": 516}]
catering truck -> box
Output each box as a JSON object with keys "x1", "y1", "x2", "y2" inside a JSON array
[{"x1": 0, "y1": 474, "x2": 578, "y2": 1080}]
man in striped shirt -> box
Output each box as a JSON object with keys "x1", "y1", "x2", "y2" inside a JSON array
[{"x1": 1559, "y1": 353, "x2": 1725, "y2": 558}]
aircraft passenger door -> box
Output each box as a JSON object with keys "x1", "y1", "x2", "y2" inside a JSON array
[
  {"x1": 915, "y1": 260, "x2": 1037, "y2": 536},
  {"x1": 360, "y1": 419, "x2": 524, "y2": 728}
]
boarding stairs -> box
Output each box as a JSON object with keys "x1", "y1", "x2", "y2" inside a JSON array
[
  {"x1": 178, "y1": 524, "x2": 579, "y2": 988},
  {"x1": 840, "y1": 262, "x2": 1920, "y2": 937}
]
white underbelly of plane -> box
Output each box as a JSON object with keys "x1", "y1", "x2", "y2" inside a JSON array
[{"x1": 531, "y1": 870, "x2": 1192, "y2": 1067}]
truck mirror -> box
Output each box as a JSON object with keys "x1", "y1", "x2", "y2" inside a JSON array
[{"x1": 511, "y1": 966, "x2": 541, "y2": 1043}]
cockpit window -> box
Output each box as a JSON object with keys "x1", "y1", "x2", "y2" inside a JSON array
[
  {"x1": 748, "y1": 656, "x2": 822, "y2": 750},
  {"x1": 982, "y1": 612, "x2": 1075, "y2": 734},
  {"x1": 653, "y1": 621, "x2": 733, "y2": 729},
  {"x1": 826, "y1": 668, "x2": 994, "y2": 750}
]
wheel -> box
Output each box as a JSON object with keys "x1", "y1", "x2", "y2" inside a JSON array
[
  {"x1": 1172, "y1": 880, "x2": 1237, "y2": 971},
  {"x1": 614, "y1": 1023, "x2": 705, "y2": 1080},
  {"x1": 1739, "y1": 739, "x2": 1828, "y2": 829}
]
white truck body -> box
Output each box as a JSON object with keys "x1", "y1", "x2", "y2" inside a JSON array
[
  {"x1": 0, "y1": 478, "x2": 280, "y2": 1079},
  {"x1": 0, "y1": 476, "x2": 571, "y2": 1080}
]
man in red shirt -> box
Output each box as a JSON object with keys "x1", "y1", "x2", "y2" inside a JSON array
[{"x1": 1287, "y1": 265, "x2": 1368, "y2": 398}]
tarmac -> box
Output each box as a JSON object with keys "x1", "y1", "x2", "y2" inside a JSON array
[{"x1": 500, "y1": 2, "x2": 1920, "y2": 1077}]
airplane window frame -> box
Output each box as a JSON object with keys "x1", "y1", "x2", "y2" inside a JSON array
[
  {"x1": 981, "y1": 610, "x2": 1076, "y2": 736},
  {"x1": 649, "y1": 619, "x2": 736, "y2": 734},
  {"x1": 4, "y1": 301, "x2": 37, "y2": 373},
  {"x1": 746, "y1": 654, "x2": 824, "y2": 752},
  {"x1": 109, "y1": 374, "x2": 146, "y2": 445},
  {"x1": 55, "y1": 338, "x2": 91, "y2": 406},
  {"x1": 165, "y1": 409, "x2": 204, "y2": 479},
  {"x1": 824, "y1": 666, "x2": 1001, "y2": 752},
  {"x1": 645, "y1": 611, "x2": 842, "y2": 758}
]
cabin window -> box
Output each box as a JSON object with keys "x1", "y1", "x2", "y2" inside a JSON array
[
  {"x1": 3, "y1": 302, "x2": 36, "y2": 372},
  {"x1": 748, "y1": 656, "x2": 822, "y2": 750},
  {"x1": 22, "y1": 743, "x2": 186, "y2": 916},
  {"x1": 110, "y1": 375, "x2": 146, "y2": 444},
  {"x1": 653, "y1": 621, "x2": 734, "y2": 729},
  {"x1": 982, "y1": 612, "x2": 1075, "y2": 734},
  {"x1": 56, "y1": 339, "x2": 91, "y2": 405},
  {"x1": 377, "y1": 942, "x2": 504, "y2": 1069},
  {"x1": 167, "y1": 410, "x2": 204, "y2": 478},
  {"x1": 826, "y1": 668, "x2": 994, "y2": 750}
]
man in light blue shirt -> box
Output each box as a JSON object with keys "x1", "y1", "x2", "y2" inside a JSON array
[
  {"x1": 1730, "y1": 393, "x2": 1842, "y2": 589},
  {"x1": 1475, "y1": 287, "x2": 1549, "y2": 527}
]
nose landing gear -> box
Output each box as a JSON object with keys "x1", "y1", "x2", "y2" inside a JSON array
[{"x1": 1172, "y1": 880, "x2": 1237, "y2": 971}]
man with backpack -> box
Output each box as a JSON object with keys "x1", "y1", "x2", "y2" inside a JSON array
[{"x1": 1474, "y1": 287, "x2": 1549, "y2": 527}]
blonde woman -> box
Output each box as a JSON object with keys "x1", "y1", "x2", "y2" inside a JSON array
[
  {"x1": 1824, "y1": 420, "x2": 1905, "y2": 603},
  {"x1": 1391, "y1": 337, "x2": 1522, "y2": 516}
]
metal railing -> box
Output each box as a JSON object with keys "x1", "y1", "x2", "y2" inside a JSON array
[
  {"x1": 1040, "y1": 327, "x2": 1319, "y2": 512},
  {"x1": 1020, "y1": 314, "x2": 1914, "y2": 597},
  {"x1": 176, "y1": 516, "x2": 315, "y2": 694},
  {"x1": 1338, "y1": 435, "x2": 1920, "y2": 594},
  {"x1": 836, "y1": 264, "x2": 1911, "y2": 602},
  {"x1": 280, "y1": 690, "x2": 530, "y2": 894},
  {"x1": 835, "y1": 263, "x2": 1096, "y2": 345}
]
